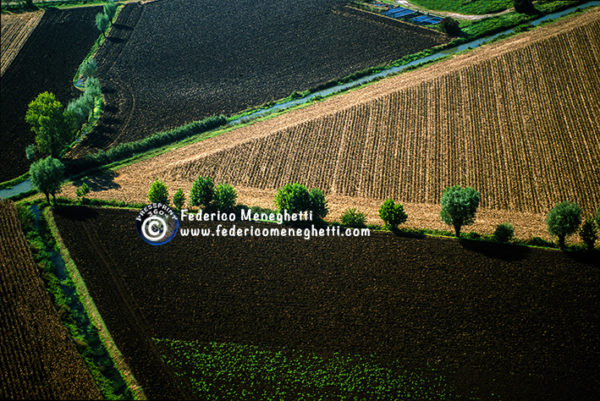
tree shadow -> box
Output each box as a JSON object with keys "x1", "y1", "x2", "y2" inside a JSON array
[
  {"x1": 53, "y1": 205, "x2": 99, "y2": 221},
  {"x1": 564, "y1": 249, "x2": 600, "y2": 268},
  {"x1": 112, "y1": 23, "x2": 134, "y2": 31},
  {"x1": 107, "y1": 37, "x2": 126, "y2": 44},
  {"x1": 459, "y1": 239, "x2": 531, "y2": 262},
  {"x1": 73, "y1": 169, "x2": 121, "y2": 192}
]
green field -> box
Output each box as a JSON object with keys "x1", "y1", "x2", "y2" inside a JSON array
[
  {"x1": 409, "y1": 0, "x2": 513, "y2": 14},
  {"x1": 156, "y1": 339, "x2": 459, "y2": 401}
]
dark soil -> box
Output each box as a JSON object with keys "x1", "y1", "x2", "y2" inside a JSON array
[
  {"x1": 53, "y1": 206, "x2": 600, "y2": 400},
  {"x1": 74, "y1": 0, "x2": 448, "y2": 154},
  {"x1": 0, "y1": 7, "x2": 101, "y2": 182}
]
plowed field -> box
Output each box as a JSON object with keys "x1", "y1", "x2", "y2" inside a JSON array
[
  {"x1": 53, "y1": 206, "x2": 600, "y2": 400},
  {"x1": 74, "y1": 0, "x2": 448, "y2": 153},
  {"x1": 71, "y1": 8, "x2": 600, "y2": 239},
  {"x1": 0, "y1": 11, "x2": 43, "y2": 76},
  {"x1": 0, "y1": 200, "x2": 100, "y2": 399},
  {"x1": 0, "y1": 7, "x2": 100, "y2": 182}
]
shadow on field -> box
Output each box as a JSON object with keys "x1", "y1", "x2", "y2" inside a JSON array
[
  {"x1": 54, "y1": 205, "x2": 99, "y2": 221},
  {"x1": 459, "y1": 239, "x2": 531, "y2": 261},
  {"x1": 107, "y1": 37, "x2": 126, "y2": 44},
  {"x1": 565, "y1": 250, "x2": 600, "y2": 267},
  {"x1": 112, "y1": 23, "x2": 134, "y2": 30},
  {"x1": 74, "y1": 170, "x2": 121, "y2": 192}
]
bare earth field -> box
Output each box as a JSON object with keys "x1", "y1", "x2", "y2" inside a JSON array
[
  {"x1": 53, "y1": 206, "x2": 600, "y2": 400},
  {"x1": 0, "y1": 11, "x2": 43, "y2": 76},
  {"x1": 73, "y1": 0, "x2": 448, "y2": 153},
  {"x1": 0, "y1": 200, "x2": 100, "y2": 399},
  {"x1": 67, "y1": 8, "x2": 600, "y2": 241}
]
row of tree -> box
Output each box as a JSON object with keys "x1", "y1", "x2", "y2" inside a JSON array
[
  {"x1": 145, "y1": 178, "x2": 599, "y2": 251},
  {"x1": 96, "y1": 2, "x2": 117, "y2": 37}
]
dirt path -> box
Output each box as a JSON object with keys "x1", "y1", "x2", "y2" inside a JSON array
[{"x1": 395, "y1": 0, "x2": 513, "y2": 20}]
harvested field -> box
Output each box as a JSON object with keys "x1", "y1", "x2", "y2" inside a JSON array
[
  {"x1": 0, "y1": 200, "x2": 101, "y2": 399},
  {"x1": 74, "y1": 0, "x2": 448, "y2": 153},
  {"x1": 0, "y1": 11, "x2": 43, "y2": 76},
  {"x1": 0, "y1": 7, "x2": 100, "y2": 182},
  {"x1": 73, "y1": 8, "x2": 600, "y2": 237},
  {"x1": 53, "y1": 206, "x2": 600, "y2": 400}
]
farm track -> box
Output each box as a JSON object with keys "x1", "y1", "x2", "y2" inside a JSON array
[
  {"x1": 73, "y1": 0, "x2": 447, "y2": 154},
  {"x1": 0, "y1": 11, "x2": 43, "y2": 77},
  {"x1": 0, "y1": 7, "x2": 101, "y2": 182},
  {"x1": 0, "y1": 200, "x2": 101, "y2": 399},
  {"x1": 70, "y1": 7, "x2": 600, "y2": 237},
  {"x1": 54, "y1": 206, "x2": 600, "y2": 400}
]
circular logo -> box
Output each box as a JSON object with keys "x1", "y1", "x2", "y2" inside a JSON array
[{"x1": 136, "y1": 203, "x2": 179, "y2": 245}]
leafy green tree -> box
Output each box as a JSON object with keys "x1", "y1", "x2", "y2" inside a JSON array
[
  {"x1": 25, "y1": 92, "x2": 75, "y2": 158},
  {"x1": 341, "y1": 208, "x2": 366, "y2": 228},
  {"x1": 596, "y1": 206, "x2": 600, "y2": 229},
  {"x1": 514, "y1": 0, "x2": 534, "y2": 14},
  {"x1": 66, "y1": 96, "x2": 93, "y2": 127},
  {"x1": 25, "y1": 144, "x2": 37, "y2": 161},
  {"x1": 440, "y1": 185, "x2": 481, "y2": 237},
  {"x1": 80, "y1": 58, "x2": 98, "y2": 78},
  {"x1": 494, "y1": 222, "x2": 514, "y2": 243},
  {"x1": 379, "y1": 199, "x2": 408, "y2": 231},
  {"x1": 75, "y1": 183, "x2": 91, "y2": 204},
  {"x1": 579, "y1": 218, "x2": 597, "y2": 252},
  {"x1": 441, "y1": 17, "x2": 461, "y2": 36},
  {"x1": 309, "y1": 188, "x2": 328, "y2": 220},
  {"x1": 103, "y1": 2, "x2": 117, "y2": 20},
  {"x1": 148, "y1": 179, "x2": 169, "y2": 204},
  {"x1": 274, "y1": 183, "x2": 312, "y2": 214},
  {"x1": 213, "y1": 183, "x2": 237, "y2": 211},
  {"x1": 173, "y1": 188, "x2": 185, "y2": 210},
  {"x1": 29, "y1": 157, "x2": 65, "y2": 205},
  {"x1": 190, "y1": 176, "x2": 214, "y2": 208},
  {"x1": 96, "y1": 13, "x2": 110, "y2": 36},
  {"x1": 546, "y1": 201, "x2": 582, "y2": 249}
]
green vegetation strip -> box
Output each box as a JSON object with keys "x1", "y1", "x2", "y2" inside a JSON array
[
  {"x1": 16, "y1": 201, "x2": 142, "y2": 399},
  {"x1": 155, "y1": 338, "x2": 457, "y2": 401}
]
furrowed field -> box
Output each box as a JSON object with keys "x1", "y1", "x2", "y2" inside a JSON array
[
  {"x1": 53, "y1": 206, "x2": 600, "y2": 400},
  {"x1": 0, "y1": 10, "x2": 43, "y2": 76},
  {"x1": 77, "y1": 8, "x2": 600, "y2": 238},
  {"x1": 74, "y1": 0, "x2": 447, "y2": 153},
  {"x1": 0, "y1": 7, "x2": 100, "y2": 182},
  {"x1": 0, "y1": 200, "x2": 100, "y2": 399}
]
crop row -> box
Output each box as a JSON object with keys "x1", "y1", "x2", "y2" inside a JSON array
[
  {"x1": 169, "y1": 16, "x2": 600, "y2": 214},
  {"x1": 0, "y1": 200, "x2": 100, "y2": 399}
]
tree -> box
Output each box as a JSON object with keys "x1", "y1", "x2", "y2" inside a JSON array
[
  {"x1": 441, "y1": 17, "x2": 461, "y2": 36},
  {"x1": 341, "y1": 208, "x2": 366, "y2": 228},
  {"x1": 514, "y1": 0, "x2": 534, "y2": 14},
  {"x1": 214, "y1": 183, "x2": 237, "y2": 211},
  {"x1": 579, "y1": 218, "x2": 597, "y2": 252},
  {"x1": 596, "y1": 206, "x2": 600, "y2": 229},
  {"x1": 494, "y1": 222, "x2": 514, "y2": 243},
  {"x1": 29, "y1": 157, "x2": 65, "y2": 205},
  {"x1": 148, "y1": 179, "x2": 169, "y2": 204},
  {"x1": 378, "y1": 199, "x2": 408, "y2": 231},
  {"x1": 274, "y1": 183, "x2": 312, "y2": 214},
  {"x1": 189, "y1": 176, "x2": 214, "y2": 208},
  {"x1": 25, "y1": 92, "x2": 75, "y2": 158},
  {"x1": 103, "y1": 2, "x2": 117, "y2": 21},
  {"x1": 309, "y1": 188, "x2": 328, "y2": 220},
  {"x1": 96, "y1": 13, "x2": 110, "y2": 36},
  {"x1": 66, "y1": 96, "x2": 93, "y2": 127},
  {"x1": 75, "y1": 183, "x2": 90, "y2": 204},
  {"x1": 440, "y1": 185, "x2": 481, "y2": 237},
  {"x1": 546, "y1": 201, "x2": 582, "y2": 249},
  {"x1": 25, "y1": 144, "x2": 37, "y2": 161},
  {"x1": 173, "y1": 189, "x2": 185, "y2": 210},
  {"x1": 80, "y1": 58, "x2": 98, "y2": 79}
]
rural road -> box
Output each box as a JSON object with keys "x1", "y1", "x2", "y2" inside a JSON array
[{"x1": 395, "y1": 0, "x2": 514, "y2": 20}]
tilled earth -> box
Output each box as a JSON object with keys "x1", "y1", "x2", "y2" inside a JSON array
[{"x1": 54, "y1": 206, "x2": 600, "y2": 400}]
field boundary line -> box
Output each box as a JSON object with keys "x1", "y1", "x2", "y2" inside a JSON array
[{"x1": 45, "y1": 208, "x2": 147, "y2": 400}]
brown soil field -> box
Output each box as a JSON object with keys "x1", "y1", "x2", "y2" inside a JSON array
[
  {"x1": 0, "y1": 11, "x2": 43, "y2": 76},
  {"x1": 0, "y1": 7, "x2": 101, "y2": 182},
  {"x1": 66, "y1": 8, "x2": 600, "y2": 241},
  {"x1": 53, "y1": 206, "x2": 600, "y2": 400},
  {"x1": 0, "y1": 200, "x2": 101, "y2": 399}
]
